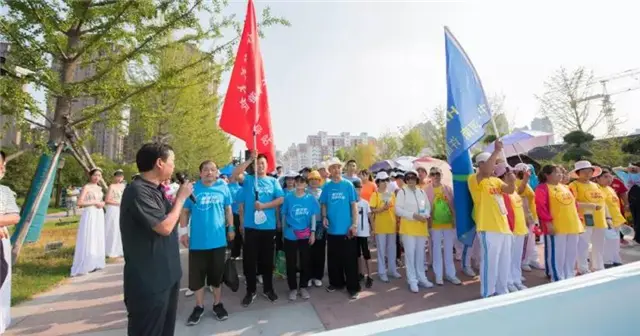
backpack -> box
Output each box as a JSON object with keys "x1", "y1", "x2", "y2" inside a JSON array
[{"x1": 432, "y1": 198, "x2": 453, "y2": 224}]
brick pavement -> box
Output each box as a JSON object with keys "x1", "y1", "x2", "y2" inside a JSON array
[{"x1": 6, "y1": 242, "x2": 640, "y2": 336}]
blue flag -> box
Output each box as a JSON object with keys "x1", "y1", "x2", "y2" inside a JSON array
[{"x1": 444, "y1": 27, "x2": 492, "y2": 246}]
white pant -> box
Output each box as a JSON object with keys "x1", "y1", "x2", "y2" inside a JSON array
[
  {"x1": 604, "y1": 227, "x2": 622, "y2": 264},
  {"x1": 376, "y1": 233, "x2": 398, "y2": 276},
  {"x1": 402, "y1": 235, "x2": 429, "y2": 286},
  {"x1": 478, "y1": 231, "x2": 511, "y2": 297},
  {"x1": 548, "y1": 234, "x2": 579, "y2": 281},
  {"x1": 523, "y1": 222, "x2": 541, "y2": 265},
  {"x1": 430, "y1": 229, "x2": 456, "y2": 280},
  {"x1": 509, "y1": 235, "x2": 526, "y2": 286},
  {"x1": 578, "y1": 227, "x2": 606, "y2": 272}
]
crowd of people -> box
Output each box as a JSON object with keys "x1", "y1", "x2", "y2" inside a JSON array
[{"x1": 0, "y1": 140, "x2": 639, "y2": 336}]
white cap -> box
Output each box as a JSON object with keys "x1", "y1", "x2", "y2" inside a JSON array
[
  {"x1": 475, "y1": 152, "x2": 491, "y2": 164},
  {"x1": 513, "y1": 163, "x2": 530, "y2": 172},
  {"x1": 284, "y1": 170, "x2": 298, "y2": 178},
  {"x1": 494, "y1": 162, "x2": 512, "y2": 177},
  {"x1": 324, "y1": 157, "x2": 344, "y2": 169},
  {"x1": 375, "y1": 172, "x2": 390, "y2": 180}
]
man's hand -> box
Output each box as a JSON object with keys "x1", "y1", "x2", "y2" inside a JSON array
[
  {"x1": 309, "y1": 235, "x2": 316, "y2": 245},
  {"x1": 176, "y1": 182, "x2": 194, "y2": 202},
  {"x1": 249, "y1": 150, "x2": 257, "y2": 161},
  {"x1": 180, "y1": 234, "x2": 189, "y2": 248},
  {"x1": 227, "y1": 230, "x2": 235, "y2": 242},
  {"x1": 0, "y1": 227, "x2": 9, "y2": 239},
  {"x1": 348, "y1": 226, "x2": 357, "y2": 238},
  {"x1": 494, "y1": 139, "x2": 504, "y2": 152},
  {"x1": 255, "y1": 201, "x2": 264, "y2": 211},
  {"x1": 323, "y1": 217, "x2": 329, "y2": 228}
]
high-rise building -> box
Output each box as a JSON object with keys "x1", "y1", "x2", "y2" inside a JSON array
[
  {"x1": 0, "y1": 42, "x2": 22, "y2": 149},
  {"x1": 47, "y1": 45, "x2": 126, "y2": 161},
  {"x1": 281, "y1": 131, "x2": 375, "y2": 171}
]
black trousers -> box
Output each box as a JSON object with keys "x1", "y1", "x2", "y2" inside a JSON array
[
  {"x1": 629, "y1": 185, "x2": 640, "y2": 243},
  {"x1": 396, "y1": 233, "x2": 403, "y2": 259},
  {"x1": 126, "y1": 281, "x2": 179, "y2": 336},
  {"x1": 326, "y1": 234, "x2": 360, "y2": 293},
  {"x1": 231, "y1": 214, "x2": 243, "y2": 258},
  {"x1": 309, "y1": 237, "x2": 326, "y2": 280},
  {"x1": 243, "y1": 228, "x2": 276, "y2": 293},
  {"x1": 284, "y1": 239, "x2": 311, "y2": 290}
]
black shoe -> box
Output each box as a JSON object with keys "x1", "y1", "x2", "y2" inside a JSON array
[
  {"x1": 358, "y1": 273, "x2": 365, "y2": 282},
  {"x1": 242, "y1": 292, "x2": 257, "y2": 307},
  {"x1": 604, "y1": 263, "x2": 614, "y2": 269},
  {"x1": 213, "y1": 303, "x2": 229, "y2": 321},
  {"x1": 326, "y1": 285, "x2": 339, "y2": 293},
  {"x1": 186, "y1": 306, "x2": 205, "y2": 326},
  {"x1": 613, "y1": 262, "x2": 623, "y2": 267},
  {"x1": 263, "y1": 290, "x2": 278, "y2": 303},
  {"x1": 365, "y1": 276, "x2": 373, "y2": 289}
]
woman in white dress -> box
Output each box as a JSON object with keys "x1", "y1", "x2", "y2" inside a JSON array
[
  {"x1": 71, "y1": 168, "x2": 106, "y2": 277},
  {"x1": 104, "y1": 169, "x2": 125, "y2": 258}
]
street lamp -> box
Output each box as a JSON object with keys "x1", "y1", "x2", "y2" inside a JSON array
[{"x1": 54, "y1": 157, "x2": 66, "y2": 208}]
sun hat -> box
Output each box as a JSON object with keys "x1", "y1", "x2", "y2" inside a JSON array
[
  {"x1": 404, "y1": 169, "x2": 419, "y2": 180},
  {"x1": 324, "y1": 157, "x2": 344, "y2": 169},
  {"x1": 494, "y1": 162, "x2": 512, "y2": 178},
  {"x1": 375, "y1": 172, "x2": 390, "y2": 181},
  {"x1": 284, "y1": 170, "x2": 298, "y2": 178},
  {"x1": 475, "y1": 152, "x2": 491, "y2": 164},
  {"x1": 307, "y1": 170, "x2": 322, "y2": 180},
  {"x1": 570, "y1": 161, "x2": 602, "y2": 179}
]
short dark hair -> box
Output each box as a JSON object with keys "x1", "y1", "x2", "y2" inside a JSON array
[
  {"x1": 276, "y1": 165, "x2": 283, "y2": 170},
  {"x1": 257, "y1": 153, "x2": 268, "y2": 162},
  {"x1": 199, "y1": 160, "x2": 215, "y2": 172},
  {"x1": 346, "y1": 159, "x2": 356, "y2": 165},
  {"x1": 0, "y1": 150, "x2": 5, "y2": 161},
  {"x1": 136, "y1": 143, "x2": 173, "y2": 173}
]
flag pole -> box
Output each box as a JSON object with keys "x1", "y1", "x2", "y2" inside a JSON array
[{"x1": 489, "y1": 116, "x2": 508, "y2": 163}]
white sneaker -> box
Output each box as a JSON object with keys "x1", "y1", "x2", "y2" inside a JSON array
[
  {"x1": 435, "y1": 278, "x2": 444, "y2": 286},
  {"x1": 529, "y1": 261, "x2": 545, "y2": 270},
  {"x1": 299, "y1": 288, "x2": 311, "y2": 300},
  {"x1": 313, "y1": 279, "x2": 323, "y2": 287},
  {"x1": 257, "y1": 275, "x2": 264, "y2": 284},
  {"x1": 507, "y1": 284, "x2": 519, "y2": 293},
  {"x1": 515, "y1": 283, "x2": 528, "y2": 290},
  {"x1": 418, "y1": 279, "x2": 434, "y2": 289},
  {"x1": 288, "y1": 290, "x2": 297, "y2": 301},
  {"x1": 521, "y1": 264, "x2": 532, "y2": 272},
  {"x1": 446, "y1": 275, "x2": 462, "y2": 285},
  {"x1": 308, "y1": 279, "x2": 313, "y2": 287},
  {"x1": 185, "y1": 289, "x2": 194, "y2": 297},
  {"x1": 390, "y1": 272, "x2": 402, "y2": 279},
  {"x1": 409, "y1": 283, "x2": 419, "y2": 293},
  {"x1": 379, "y1": 274, "x2": 390, "y2": 283},
  {"x1": 208, "y1": 286, "x2": 214, "y2": 293},
  {"x1": 463, "y1": 267, "x2": 476, "y2": 277}
]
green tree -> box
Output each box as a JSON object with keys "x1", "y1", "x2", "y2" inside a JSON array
[
  {"x1": 351, "y1": 143, "x2": 378, "y2": 170},
  {"x1": 400, "y1": 128, "x2": 425, "y2": 156},
  {"x1": 377, "y1": 133, "x2": 400, "y2": 159},
  {"x1": 562, "y1": 130, "x2": 595, "y2": 162},
  {"x1": 130, "y1": 42, "x2": 232, "y2": 171},
  {"x1": 334, "y1": 148, "x2": 351, "y2": 162},
  {"x1": 422, "y1": 106, "x2": 447, "y2": 157}
]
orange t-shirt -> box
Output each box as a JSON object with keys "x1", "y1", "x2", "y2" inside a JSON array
[{"x1": 360, "y1": 181, "x2": 377, "y2": 202}]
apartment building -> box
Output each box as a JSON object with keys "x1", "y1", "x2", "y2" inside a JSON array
[{"x1": 281, "y1": 131, "x2": 375, "y2": 171}]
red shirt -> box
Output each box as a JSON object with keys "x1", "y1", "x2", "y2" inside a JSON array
[{"x1": 610, "y1": 178, "x2": 628, "y2": 213}]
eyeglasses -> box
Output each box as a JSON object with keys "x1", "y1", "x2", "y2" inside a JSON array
[
  {"x1": 377, "y1": 178, "x2": 390, "y2": 183},
  {"x1": 429, "y1": 173, "x2": 441, "y2": 177}
]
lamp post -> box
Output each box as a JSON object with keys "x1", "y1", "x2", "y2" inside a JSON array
[{"x1": 54, "y1": 157, "x2": 66, "y2": 208}]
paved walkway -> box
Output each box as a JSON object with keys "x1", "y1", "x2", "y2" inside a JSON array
[
  {"x1": 6, "y1": 242, "x2": 640, "y2": 336},
  {"x1": 46, "y1": 210, "x2": 83, "y2": 221}
]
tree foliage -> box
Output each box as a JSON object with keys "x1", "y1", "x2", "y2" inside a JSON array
[
  {"x1": 400, "y1": 128, "x2": 425, "y2": 156},
  {"x1": 421, "y1": 106, "x2": 447, "y2": 157},
  {"x1": 130, "y1": 42, "x2": 232, "y2": 171},
  {"x1": 334, "y1": 148, "x2": 349, "y2": 162},
  {"x1": 536, "y1": 67, "x2": 622, "y2": 136},
  {"x1": 562, "y1": 130, "x2": 595, "y2": 162},
  {"x1": 350, "y1": 143, "x2": 378, "y2": 170},
  {"x1": 377, "y1": 133, "x2": 400, "y2": 159}
]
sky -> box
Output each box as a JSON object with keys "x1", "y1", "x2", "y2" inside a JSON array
[
  {"x1": 214, "y1": 0, "x2": 640, "y2": 155},
  {"x1": 13, "y1": 1, "x2": 640, "y2": 157}
]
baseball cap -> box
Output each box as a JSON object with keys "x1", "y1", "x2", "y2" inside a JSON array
[
  {"x1": 475, "y1": 152, "x2": 491, "y2": 164},
  {"x1": 513, "y1": 163, "x2": 530, "y2": 172},
  {"x1": 375, "y1": 172, "x2": 390, "y2": 181}
]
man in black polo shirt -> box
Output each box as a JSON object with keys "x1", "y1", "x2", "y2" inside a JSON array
[{"x1": 120, "y1": 143, "x2": 193, "y2": 336}]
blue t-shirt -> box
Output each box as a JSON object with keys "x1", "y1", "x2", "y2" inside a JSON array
[
  {"x1": 343, "y1": 174, "x2": 361, "y2": 184},
  {"x1": 242, "y1": 174, "x2": 285, "y2": 230},
  {"x1": 319, "y1": 179, "x2": 357, "y2": 235},
  {"x1": 227, "y1": 182, "x2": 242, "y2": 215},
  {"x1": 281, "y1": 192, "x2": 320, "y2": 241},
  {"x1": 184, "y1": 179, "x2": 232, "y2": 250}
]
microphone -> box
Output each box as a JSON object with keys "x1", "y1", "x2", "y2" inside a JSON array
[{"x1": 175, "y1": 172, "x2": 197, "y2": 203}]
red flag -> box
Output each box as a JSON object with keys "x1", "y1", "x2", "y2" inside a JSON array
[{"x1": 219, "y1": 0, "x2": 276, "y2": 172}]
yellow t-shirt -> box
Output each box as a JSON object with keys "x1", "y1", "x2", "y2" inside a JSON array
[
  {"x1": 600, "y1": 185, "x2": 626, "y2": 227},
  {"x1": 548, "y1": 184, "x2": 584, "y2": 234},
  {"x1": 468, "y1": 174, "x2": 480, "y2": 222},
  {"x1": 398, "y1": 189, "x2": 429, "y2": 237},
  {"x1": 509, "y1": 192, "x2": 528, "y2": 236},
  {"x1": 431, "y1": 186, "x2": 454, "y2": 230},
  {"x1": 369, "y1": 192, "x2": 397, "y2": 234},
  {"x1": 569, "y1": 181, "x2": 607, "y2": 229},
  {"x1": 472, "y1": 175, "x2": 511, "y2": 234},
  {"x1": 516, "y1": 179, "x2": 538, "y2": 222}
]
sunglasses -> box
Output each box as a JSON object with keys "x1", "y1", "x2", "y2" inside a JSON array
[
  {"x1": 376, "y1": 178, "x2": 390, "y2": 183},
  {"x1": 429, "y1": 172, "x2": 441, "y2": 177}
]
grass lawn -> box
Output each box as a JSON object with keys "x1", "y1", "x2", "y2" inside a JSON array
[
  {"x1": 9, "y1": 216, "x2": 80, "y2": 306},
  {"x1": 16, "y1": 197, "x2": 68, "y2": 215}
]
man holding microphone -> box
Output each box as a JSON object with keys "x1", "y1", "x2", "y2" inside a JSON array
[{"x1": 120, "y1": 143, "x2": 193, "y2": 336}]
